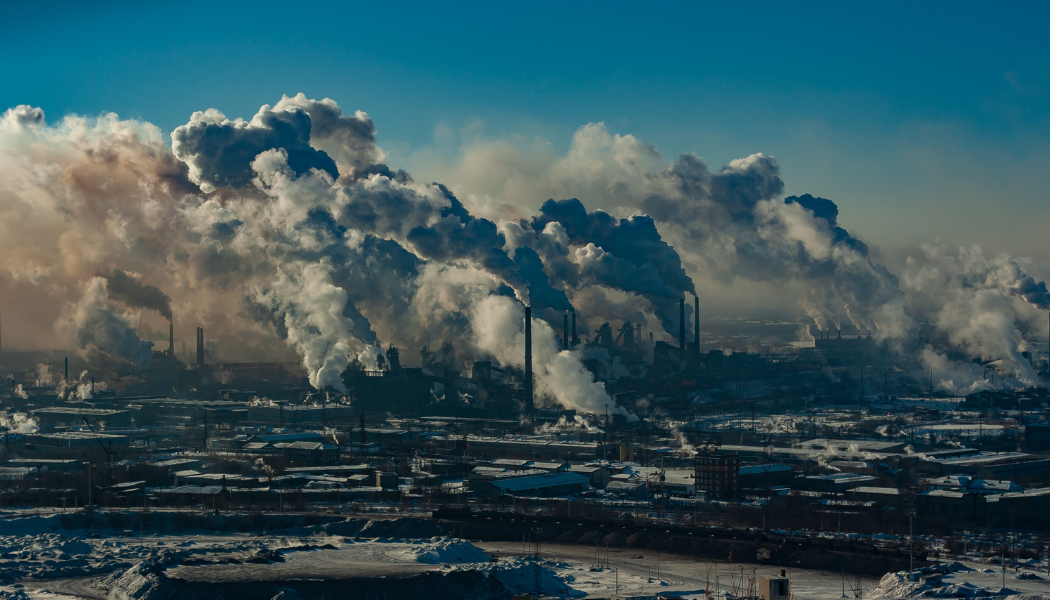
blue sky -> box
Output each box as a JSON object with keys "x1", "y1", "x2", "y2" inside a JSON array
[{"x1": 3, "y1": 1, "x2": 1049, "y2": 262}]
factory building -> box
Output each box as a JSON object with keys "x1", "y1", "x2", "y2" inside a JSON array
[
  {"x1": 473, "y1": 471, "x2": 589, "y2": 498},
  {"x1": 694, "y1": 450, "x2": 739, "y2": 499}
]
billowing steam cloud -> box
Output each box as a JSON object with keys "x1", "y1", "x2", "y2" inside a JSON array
[
  {"x1": 1, "y1": 97, "x2": 1048, "y2": 409},
  {"x1": 903, "y1": 244, "x2": 1048, "y2": 390},
  {"x1": 471, "y1": 295, "x2": 621, "y2": 414},
  {"x1": 57, "y1": 278, "x2": 154, "y2": 366}
]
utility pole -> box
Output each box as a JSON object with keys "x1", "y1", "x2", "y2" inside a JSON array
[{"x1": 909, "y1": 512, "x2": 914, "y2": 571}]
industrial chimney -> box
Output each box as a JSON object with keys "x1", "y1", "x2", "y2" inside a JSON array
[
  {"x1": 524, "y1": 305, "x2": 534, "y2": 417},
  {"x1": 169, "y1": 322, "x2": 175, "y2": 357},
  {"x1": 694, "y1": 294, "x2": 700, "y2": 355},
  {"x1": 563, "y1": 312, "x2": 569, "y2": 352},
  {"x1": 525, "y1": 304, "x2": 533, "y2": 418},
  {"x1": 64, "y1": 357, "x2": 68, "y2": 382},
  {"x1": 679, "y1": 298, "x2": 685, "y2": 350},
  {"x1": 196, "y1": 327, "x2": 205, "y2": 369},
  {"x1": 571, "y1": 308, "x2": 578, "y2": 348}
]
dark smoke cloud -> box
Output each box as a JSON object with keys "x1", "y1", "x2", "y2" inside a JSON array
[
  {"x1": 638, "y1": 153, "x2": 903, "y2": 333},
  {"x1": 8, "y1": 98, "x2": 1050, "y2": 402},
  {"x1": 172, "y1": 104, "x2": 339, "y2": 190},
  {"x1": 785, "y1": 194, "x2": 869, "y2": 255},
  {"x1": 273, "y1": 94, "x2": 389, "y2": 181},
  {"x1": 104, "y1": 269, "x2": 173, "y2": 322},
  {"x1": 532, "y1": 199, "x2": 694, "y2": 296},
  {"x1": 529, "y1": 198, "x2": 694, "y2": 335}
]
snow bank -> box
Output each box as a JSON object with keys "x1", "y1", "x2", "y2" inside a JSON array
[
  {"x1": 484, "y1": 558, "x2": 586, "y2": 598},
  {"x1": 109, "y1": 562, "x2": 166, "y2": 600},
  {"x1": 413, "y1": 540, "x2": 490, "y2": 564}
]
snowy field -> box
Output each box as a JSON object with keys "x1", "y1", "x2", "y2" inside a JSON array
[{"x1": 0, "y1": 513, "x2": 1045, "y2": 599}]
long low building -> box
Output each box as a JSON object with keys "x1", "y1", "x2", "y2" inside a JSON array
[
  {"x1": 985, "y1": 487, "x2": 1050, "y2": 529},
  {"x1": 472, "y1": 471, "x2": 589, "y2": 498},
  {"x1": 935, "y1": 452, "x2": 1050, "y2": 479},
  {"x1": 31, "y1": 407, "x2": 131, "y2": 428},
  {"x1": 246, "y1": 404, "x2": 354, "y2": 425},
  {"x1": 430, "y1": 435, "x2": 598, "y2": 460},
  {"x1": 27, "y1": 432, "x2": 131, "y2": 450}
]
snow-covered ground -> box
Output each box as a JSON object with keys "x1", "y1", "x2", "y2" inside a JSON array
[
  {"x1": 870, "y1": 561, "x2": 1050, "y2": 600},
  {"x1": 0, "y1": 513, "x2": 1045, "y2": 600}
]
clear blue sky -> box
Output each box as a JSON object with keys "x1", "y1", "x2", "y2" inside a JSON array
[{"x1": 3, "y1": 1, "x2": 1049, "y2": 262}]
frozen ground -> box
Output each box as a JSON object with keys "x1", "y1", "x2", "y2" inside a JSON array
[
  {"x1": 0, "y1": 513, "x2": 1044, "y2": 599},
  {"x1": 870, "y1": 561, "x2": 1050, "y2": 600}
]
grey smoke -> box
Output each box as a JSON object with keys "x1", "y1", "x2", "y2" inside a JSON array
[
  {"x1": 105, "y1": 269, "x2": 173, "y2": 322},
  {"x1": 58, "y1": 277, "x2": 154, "y2": 367},
  {"x1": 5, "y1": 98, "x2": 1049, "y2": 404},
  {"x1": 172, "y1": 103, "x2": 339, "y2": 191}
]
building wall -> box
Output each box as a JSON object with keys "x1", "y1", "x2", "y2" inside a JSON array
[{"x1": 695, "y1": 452, "x2": 739, "y2": 499}]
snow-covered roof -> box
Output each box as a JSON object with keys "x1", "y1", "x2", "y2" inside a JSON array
[{"x1": 487, "y1": 472, "x2": 588, "y2": 493}]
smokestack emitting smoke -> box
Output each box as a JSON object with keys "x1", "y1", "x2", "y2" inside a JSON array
[
  {"x1": 3, "y1": 96, "x2": 1049, "y2": 402},
  {"x1": 571, "y1": 309, "x2": 577, "y2": 348},
  {"x1": 694, "y1": 294, "x2": 700, "y2": 355},
  {"x1": 169, "y1": 323, "x2": 174, "y2": 357},
  {"x1": 64, "y1": 357, "x2": 68, "y2": 382},
  {"x1": 524, "y1": 305, "x2": 533, "y2": 417},
  {"x1": 679, "y1": 298, "x2": 685, "y2": 350},
  {"x1": 196, "y1": 327, "x2": 205, "y2": 369},
  {"x1": 104, "y1": 270, "x2": 173, "y2": 322}
]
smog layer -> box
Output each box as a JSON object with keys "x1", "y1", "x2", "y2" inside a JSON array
[{"x1": 2, "y1": 96, "x2": 1049, "y2": 401}]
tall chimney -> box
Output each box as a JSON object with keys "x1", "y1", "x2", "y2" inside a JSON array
[
  {"x1": 679, "y1": 298, "x2": 685, "y2": 350},
  {"x1": 694, "y1": 294, "x2": 701, "y2": 355},
  {"x1": 524, "y1": 305, "x2": 533, "y2": 417},
  {"x1": 571, "y1": 309, "x2": 578, "y2": 348},
  {"x1": 196, "y1": 327, "x2": 205, "y2": 368},
  {"x1": 563, "y1": 312, "x2": 569, "y2": 352},
  {"x1": 64, "y1": 357, "x2": 69, "y2": 382},
  {"x1": 169, "y1": 322, "x2": 175, "y2": 357}
]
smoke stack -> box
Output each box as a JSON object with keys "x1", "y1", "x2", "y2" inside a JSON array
[
  {"x1": 679, "y1": 298, "x2": 685, "y2": 350},
  {"x1": 196, "y1": 327, "x2": 205, "y2": 369},
  {"x1": 563, "y1": 312, "x2": 569, "y2": 352},
  {"x1": 169, "y1": 322, "x2": 174, "y2": 357},
  {"x1": 524, "y1": 305, "x2": 534, "y2": 417},
  {"x1": 64, "y1": 357, "x2": 68, "y2": 382},
  {"x1": 694, "y1": 294, "x2": 700, "y2": 355},
  {"x1": 571, "y1": 309, "x2": 578, "y2": 348}
]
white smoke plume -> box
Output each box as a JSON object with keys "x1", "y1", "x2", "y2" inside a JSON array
[
  {"x1": 904, "y1": 244, "x2": 1047, "y2": 388},
  {"x1": 537, "y1": 415, "x2": 602, "y2": 435},
  {"x1": 34, "y1": 364, "x2": 54, "y2": 387},
  {"x1": 2, "y1": 96, "x2": 1048, "y2": 400},
  {"x1": 57, "y1": 278, "x2": 154, "y2": 366},
  {"x1": 0, "y1": 412, "x2": 39, "y2": 434},
  {"x1": 252, "y1": 261, "x2": 358, "y2": 393},
  {"x1": 471, "y1": 295, "x2": 623, "y2": 414}
]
